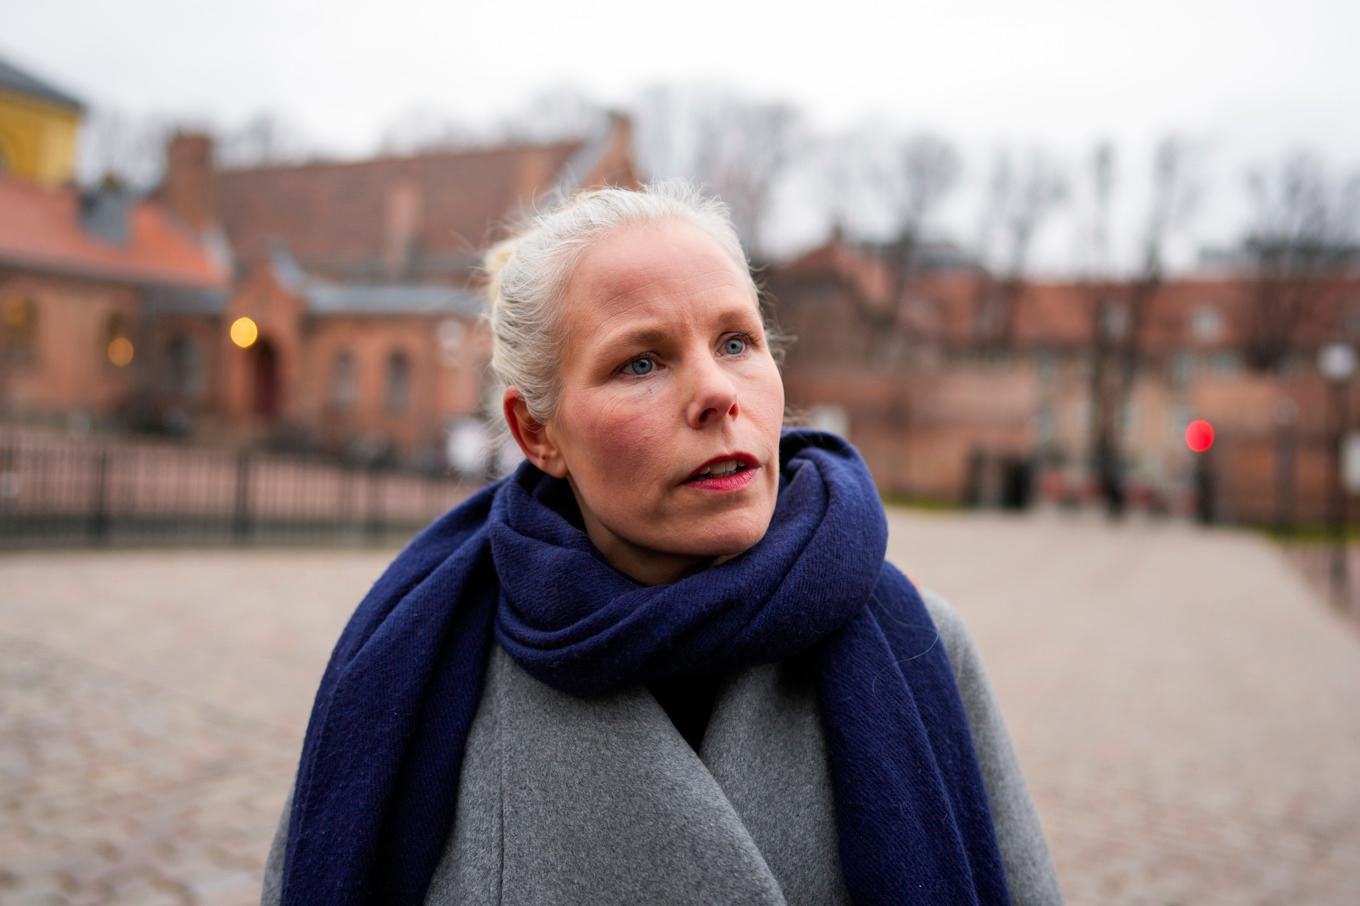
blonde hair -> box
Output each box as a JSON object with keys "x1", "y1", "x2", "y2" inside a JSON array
[{"x1": 482, "y1": 180, "x2": 770, "y2": 426}]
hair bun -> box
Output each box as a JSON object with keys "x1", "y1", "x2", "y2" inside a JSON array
[{"x1": 482, "y1": 237, "x2": 521, "y2": 305}]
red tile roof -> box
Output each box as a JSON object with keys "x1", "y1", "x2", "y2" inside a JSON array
[
  {"x1": 214, "y1": 140, "x2": 586, "y2": 275},
  {"x1": 775, "y1": 240, "x2": 896, "y2": 312},
  {"x1": 774, "y1": 238, "x2": 1359, "y2": 353},
  {"x1": 0, "y1": 175, "x2": 225, "y2": 288}
]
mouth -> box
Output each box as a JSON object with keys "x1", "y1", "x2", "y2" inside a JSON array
[{"x1": 684, "y1": 452, "x2": 760, "y2": 490}]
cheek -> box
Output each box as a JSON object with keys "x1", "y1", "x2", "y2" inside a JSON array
[
  {"x1": 571, "y1": 390, "x2": 672, "y2": 484},
  {"x1": 747, "y1": 363, "x2": 786, "y2": 426}
]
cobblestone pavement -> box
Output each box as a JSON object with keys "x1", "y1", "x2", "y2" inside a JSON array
[
  {"x1": 893, "y1": 512, "x2": 1360, "y2": 906},
  {"x1": 1, "y1": 513, "x2": 1358, "y2": 905}
]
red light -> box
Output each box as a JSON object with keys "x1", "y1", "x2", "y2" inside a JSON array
[{"x1": 1185, "y1": 419, "x2": 1214, "y2": 453}]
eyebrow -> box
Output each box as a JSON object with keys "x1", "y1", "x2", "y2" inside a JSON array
[
  {"x1": 605, "y1": 326, "x2": 669, "y2": 349},
  {"x1": 596, "y1": 307, "x2": 762, "y2": 351}
]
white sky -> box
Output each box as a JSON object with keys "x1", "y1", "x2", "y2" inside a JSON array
[{"x1": 5, "y1": 0, "x2": 1359, "y2": 272}]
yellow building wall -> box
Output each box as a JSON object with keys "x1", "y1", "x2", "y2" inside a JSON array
[{"x1": 0, "y1": 88, "x2": 80, "y2": 186}]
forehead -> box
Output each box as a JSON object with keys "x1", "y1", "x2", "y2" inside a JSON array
[{"x1": 559, "y1": 219, "x2": 755, "y2": 331}]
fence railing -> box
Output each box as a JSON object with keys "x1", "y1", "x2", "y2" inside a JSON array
[
  {"x1": 1279, "y1": 541, "x2": 1360, "y2": 625},
  {"x1": 0, "y1": 429, "x2": 478, "y2": 549}
]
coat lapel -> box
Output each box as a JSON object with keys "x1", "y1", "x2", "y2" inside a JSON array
[
  {"x1": 493, "y1": 644, "x2": 788, "y2": 905},
  {"x1": 701, "y1": 655, "x2": 853, "y2": 905},
  {"x1": 435, "y1": 645, "x2": 851, "y2": 905}
]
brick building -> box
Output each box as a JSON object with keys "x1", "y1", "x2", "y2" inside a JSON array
[
  {"x1": 0, "y1": 52, "x2": 639, "y2": 471},
  {"x1": 142, "y1": 116, "x2": 637, "y2": 467},
  {"x1": 0, "y1": 56, "x2": 226, "y2": 433},
  {"x1": 0, "y1": 55, "x2": 82, "y2": 186},
  {"x1": 768, "y1": 238, "x2": 1360, "y2": 524}
]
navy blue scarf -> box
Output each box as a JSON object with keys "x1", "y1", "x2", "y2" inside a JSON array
[{"x1": 280, "y1": 429, "x2": 1012, "y2": 905}]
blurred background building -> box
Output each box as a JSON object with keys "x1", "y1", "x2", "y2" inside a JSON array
[
  {"x1": 0, "y1": 48, "x2": 1356, "y2": 541},
  {"x1": 771, "y1": 234, "x2": 1357, "y2": 524},
  {"x1": 0, "y1": 54, "x2": 638, "y2": 472}
]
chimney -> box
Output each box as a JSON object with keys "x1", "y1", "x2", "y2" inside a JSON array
[
  {"x1": 163, "y1": 132, "x2": 216, "y2": 235},
  {"x1": 605, "y1": 110, "x2": 633, "y2": 152},
  {"x1": 602, "y1": 110, "x2": 639, "y2": 189},
  {"x1": 383, "y1": 180, "x2": 423, "y2": 280}
]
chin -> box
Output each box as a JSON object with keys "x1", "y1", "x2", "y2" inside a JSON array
[{"x1": 672, "y1": 509, "x2": 773, "y2": 559}]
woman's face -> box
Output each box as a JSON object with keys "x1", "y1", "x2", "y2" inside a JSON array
[{"x1": 512, "y1": 218, "x2": 785, "y2": 586}]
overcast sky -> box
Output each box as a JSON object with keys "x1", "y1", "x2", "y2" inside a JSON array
[{"x1": 5, "y1": 0, "x2": 1359, "y2": 271}]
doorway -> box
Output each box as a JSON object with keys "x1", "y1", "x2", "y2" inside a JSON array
[{"x1": 250, "y1": 338, "x2": 279, "y2": 419}]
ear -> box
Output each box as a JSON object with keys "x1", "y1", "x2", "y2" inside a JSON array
[{"x1": 503, "y1": 387, "x2": 568, "y2": 478}]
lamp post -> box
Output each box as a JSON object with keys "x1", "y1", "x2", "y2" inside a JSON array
[
  {"x1": 1186, "y1": 418, "x2": 1215, "y2": 524},
  {"x1": 1318, "y1": 342, "x2": 1356, "y2": 610}
]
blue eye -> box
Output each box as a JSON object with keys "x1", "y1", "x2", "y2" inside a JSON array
[
  {"x1": 722, "y1": 336, "x2": 748, "y2": 356},
  {"x1": 624, "y1": 356, "x2": 654, "y2": 376}
]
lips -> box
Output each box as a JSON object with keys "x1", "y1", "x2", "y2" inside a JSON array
[{"x1": 685, "y1": 452, "x2": 759, "y2": 483}]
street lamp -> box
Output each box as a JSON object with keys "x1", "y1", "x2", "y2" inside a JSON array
[
  {"x1": 1318, "y1": 341, "x2": 1356, "y2": 609},
  {"x1": 1185, "y1": 418, "x2": 1216, "y2": 524}
]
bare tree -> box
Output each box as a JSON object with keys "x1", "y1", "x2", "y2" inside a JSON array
[
  {"x1": 78, "y1": 106, "x2": 318, "y2": 186},
  {"x1": 496, "y1": 86, "x2": 605, "y2": 144},
  {"x1": 215, "y1": 112, "x2": 313, "y2": 168},
  {"x1": 817, "y1": 127, "x2": 963, "y2": 365},
  {"x1": 1083, "y1": 137, "x2": 1201, "y2": 515},
  {"x1": 1079, "y1": 141, "x2": 1120, "y2": 508},
  {"x1": 378, "y1": 105, "x2": 482, "y2": 154},
  {"x1": 76, "y1": 106, "x2": 173, "y2": 189},
  {"x1": 972, "y1": 148, "x2": 1067, "y2": 351},
  {"x1": 878, "y1": 133, "x2": 963, "y2": 278},
  {"x1": 1239, "y1": 150, "x2": 1360, "y2": 372},
  {"x1": 380, "y1": 89, "x2": 603, "y2": 157},
  {"x1": 817, "y1": 128, "x2": 870, "y2": 237},
  {"x1": 633, "y1": 84, "x2": 805, "y2": 257}
]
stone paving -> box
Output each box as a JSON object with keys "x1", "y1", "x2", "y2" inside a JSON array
[
  {"x1": 1, "y1": 513, "x2": 1358, "y2": 905},
  {"x1": 892, "y1": 512, "x2": 1360, "y2": 906}
]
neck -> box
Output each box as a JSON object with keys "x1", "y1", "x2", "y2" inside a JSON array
[
  {"x1": 569, "y1": 494, "x2": 735, "y2": 587},
  {"x1": 586, "y1": 526, "x2": 720, "y2": 586}
]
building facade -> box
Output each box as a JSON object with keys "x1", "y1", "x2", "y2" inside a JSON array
[
  {"x1": 0, "y1": 55, "x2": 82, "y2": 186},
  {"x1": 0, "y1": 53, "x2": 639, "y2": 473},
  {"x1": 768, "y1": 239, "x2": 1360, "y2": 525}
]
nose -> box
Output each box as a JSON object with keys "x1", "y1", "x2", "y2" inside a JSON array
[{"x1": 685, "y1": 355, "x2": 739, "y2": 429}]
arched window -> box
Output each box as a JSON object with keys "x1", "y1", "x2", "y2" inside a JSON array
[
  {"x1": 104, "y1": 312, "x2": 133, "y2": 368},
  {"x1": 385, "y1": 350, "x2": 410, "y2": 412},
  {"x1": 165, "y1": 335, "x2": 202, "y2": 398},
  {"x1": 332, "y1": 350, "x2": 357, "y2": 410},
  {"x1": 1, "y1": 295, "x2": 38, "y2": 364}
]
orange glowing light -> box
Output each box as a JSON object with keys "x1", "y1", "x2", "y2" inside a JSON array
[
  {"x1": 230, "y1": 317, "x2": 259, "y2": 349},
  {"x1": 106, "y1": 336, "x2": 134, "y2": 367},
  {"x1": 1185, "y1": 419, "x2": 1214, "y2": 453}
]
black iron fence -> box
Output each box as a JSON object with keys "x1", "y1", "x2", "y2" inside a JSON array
[
  {"x1": 0, "y1": 429, "x2": 478, "y2": 549},
  {"x1": 1279, "y1": 541, "x2": 1360, "y2": 626}
]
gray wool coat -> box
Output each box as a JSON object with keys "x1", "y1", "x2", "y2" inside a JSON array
[{"x1": 261, "y1": 589, "x2": 1064, "y2": 905}]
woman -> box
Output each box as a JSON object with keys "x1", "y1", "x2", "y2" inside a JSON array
[{"x1": 261, "y1": 182, "x2": 1063, "y2": 905}]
